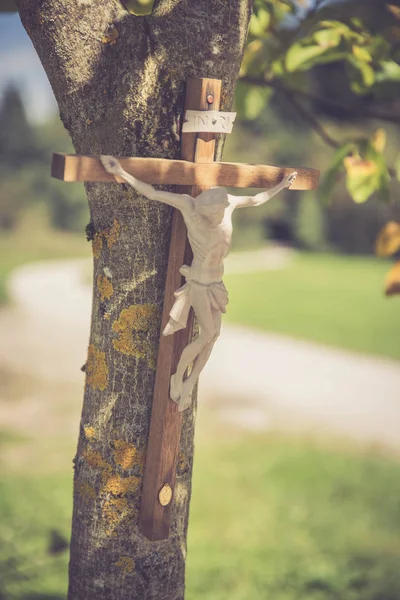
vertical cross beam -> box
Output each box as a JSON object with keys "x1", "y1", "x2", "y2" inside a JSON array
[{"x1": 139, "y1": 77, "x2": 221, "y2": 540}]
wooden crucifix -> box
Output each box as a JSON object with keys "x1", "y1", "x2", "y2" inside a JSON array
[{"x1": 51, "y1": 77, "x2": 319, "y2": 542}]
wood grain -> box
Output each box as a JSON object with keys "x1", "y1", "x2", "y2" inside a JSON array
[
  {"x1": 51, "y1": 153, "x2": 319, "y2": 190},
  {"x1": 138, "y1": 78, "x2": 222, "y2": 541}
]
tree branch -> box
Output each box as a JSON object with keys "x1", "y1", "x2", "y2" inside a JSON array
[
  {"x1": 282, "y1": 88, "x2": 341, "y2": 149},
  {"x1": 240, "y1": 75, "x2": 400, "y2": 126},
  {"x1": 258, "y1": 77, "x2": 342, "y2": 149}
]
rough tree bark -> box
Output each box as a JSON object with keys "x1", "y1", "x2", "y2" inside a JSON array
[{"x1": 15, "y1": 1, "x2": 253, "y2": 598}]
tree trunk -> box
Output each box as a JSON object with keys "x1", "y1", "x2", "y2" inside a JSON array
[{"x1": 16, "y1": 1, "x2": 253, "y2": 597}]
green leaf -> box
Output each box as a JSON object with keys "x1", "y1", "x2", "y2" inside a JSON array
[
  {"x1": 352, "y1": 45, "x2": 372, "y2": 63},
  {"x1": 318, "y1": 20, "x2": 351, "y2": 34},
  {"x1": 369, "y1": 60, "x2": 400, "y2": 99},
  {"x1": 285, "y1": 21, "x2": 355, "y2": 73},
  {"x1": 313, "y1": 28, "x2": 342, "y2": 49},
  {"x1": 319, "y1": 143, "x2": 355, "y2": 203},
  {"x1": 285, "y1": 42, "x2": 343, "y2": 72},
  {"x1": 376, "y1": 222, "x2": 400, "y2": 257},
  {"x1": 285, "y1": 43, "x2": 323, "y2": 72},
  {"x1": 121, "y1": 0, "x2": 155, "y2": 16},
  {"x1": 347, "y1": 55, "x2": 375, "y2": 93},
  {"x1": 375, "y1": 60, "x2": 400, "y2": 84},
  {"x1": 344, "y1": 140, "x2": 390, "y2": 203},
  {"x1": 249, "y1": 9, "x2": 271, "y2": 37},
  {"x1": 344, "y1": 156, "x2": 379, "y2": 203},
  {"x1": 372, "y1": 129, "x2": 386, "y2": 153}
]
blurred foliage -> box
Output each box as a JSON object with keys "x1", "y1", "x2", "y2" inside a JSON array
[
  {"x1": 238, "y1": 0, "x2": 400, "y2": 204},
  {"x1": 225, "y1": 112, "x2": 400, "y2": 255},
  {"x1": 375, "y1": 221, "x2": 400, "y2": 296},
  {"x1": 0, "y1": 85, "x2": 88, "y2": 233},
  {"x1": 320, "y1": 131, "x2": 390, "y2": 204}
]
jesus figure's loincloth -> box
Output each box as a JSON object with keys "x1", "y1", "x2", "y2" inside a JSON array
[{"x1": 162, "y1": 265, "x2": 229, "y2": 336}]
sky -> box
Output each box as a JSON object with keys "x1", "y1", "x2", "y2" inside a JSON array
[{"x1": 0, "y1": 13, "x2": 56, "y2": 122}]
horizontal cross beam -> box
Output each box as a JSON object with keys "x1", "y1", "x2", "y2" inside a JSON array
[{"x1": 51, "y1": 153, "x2": 319, "y2": 190}]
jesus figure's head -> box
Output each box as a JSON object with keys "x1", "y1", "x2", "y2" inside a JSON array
[{"x1": 195, "y1": 187, "x2": 229, "y2": 225}]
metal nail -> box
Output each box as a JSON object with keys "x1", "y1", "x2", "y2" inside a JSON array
[{"x1": 158, "y1": 483, "x2": 173, "y2": 506}]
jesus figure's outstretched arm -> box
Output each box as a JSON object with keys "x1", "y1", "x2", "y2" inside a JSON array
[
  {"x1": 100, "y1": 156, "x2": 192, "y2": 212},
  {"x1": 231, "y1": 171, "x2": 297, "y2": 209}
]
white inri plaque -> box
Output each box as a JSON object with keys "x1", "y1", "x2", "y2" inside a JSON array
[{"x1": 182, "y1": 110, "x2": 237, "y2": 133}]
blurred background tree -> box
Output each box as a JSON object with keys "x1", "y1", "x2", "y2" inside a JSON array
[{"x1": 0, "y1": 85, "x2": 88, "y2": 232}]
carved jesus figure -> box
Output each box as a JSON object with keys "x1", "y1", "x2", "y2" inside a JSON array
[{"x1": 101, "y1": 156, "x2": 296, "y2": 410}]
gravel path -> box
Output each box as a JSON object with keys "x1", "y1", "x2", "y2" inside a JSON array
[{"x1": 1, "y1": 258, "x2": 400, "y2": 449}]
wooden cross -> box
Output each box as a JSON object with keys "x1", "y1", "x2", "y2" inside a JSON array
[{"x1": 52, "y1": 77, "x2": 319, "y2": 542}]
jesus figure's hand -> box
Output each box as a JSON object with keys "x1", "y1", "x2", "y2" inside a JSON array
[{"x1": 283, "y1": 171, "x2": 297, "y2": 188}]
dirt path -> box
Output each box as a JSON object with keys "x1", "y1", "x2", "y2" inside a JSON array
[{"x1": 1, "y1": 257, "x2": 400, "y2": 450}]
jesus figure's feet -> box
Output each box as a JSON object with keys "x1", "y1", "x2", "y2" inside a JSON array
[
  {"x1": 178, "y1": 380, "x2": 194, "y2": 411},
  {"x1": 170, "y1": 373, "x2": 182, "y2": 404}
]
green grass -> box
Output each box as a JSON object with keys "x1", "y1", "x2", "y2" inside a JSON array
[
  {"x1": 0, "y1": 228, "x2": 88, "y2": 305},
  {"x1": 0, "y1": 474, "x2": 71, "y2": 600},
  {"x1": 1, "y1": 433, "x2": 400, "y2": 599},
  {"x1": 187, "y1": 434, "x2": 400, "y2": 600},
  {"x1": 225, "y1": 252, "x2": 400, "y2": 360}
]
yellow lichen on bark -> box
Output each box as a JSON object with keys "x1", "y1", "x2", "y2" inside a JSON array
[
  {"x1": 81, "y1": 443, "x2": 141, "y2": 536},
  {"x1": 105, "y1": 219, "x2": 121, "y2": 249},
  {"x1": 76, "y1": 480, "x2": 96, "y2": 503},
  {"x1": 83, "y1": 448, "x2": 111, "y2": 472},
  {"x1": 83, "y1": 425, "x2": 97, "y2": 441},
  {"x1": 92, "y1": 219, "x2": 121, "y2": 258},
  {"x1": 102, "y1": 27, "x2": 119, "y2": 45},
  {"x1": 103, "y1": 474, "x2": 140, "y2": 495},
  {"x1": 92, "y1": 233, "x2": 103, "y2": 258},
  {"x1": 114, "y1": 556, "x2": 135, "y2": 575},
  {"x1": 97, "y1": 274, "x2": 114, "y2": 301},
  {"x1": 112, "y1": 303, "x2": 159, "y2": 368},
  {"x1": 102, "y1": 497, "x2": 130, "y2": 537},
  {"x1": 113, "y1": 440, "x2": 141, "y2": 470},
  {"x1": 86, "y1": 344, "x2": 109, "y2": 391}
]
